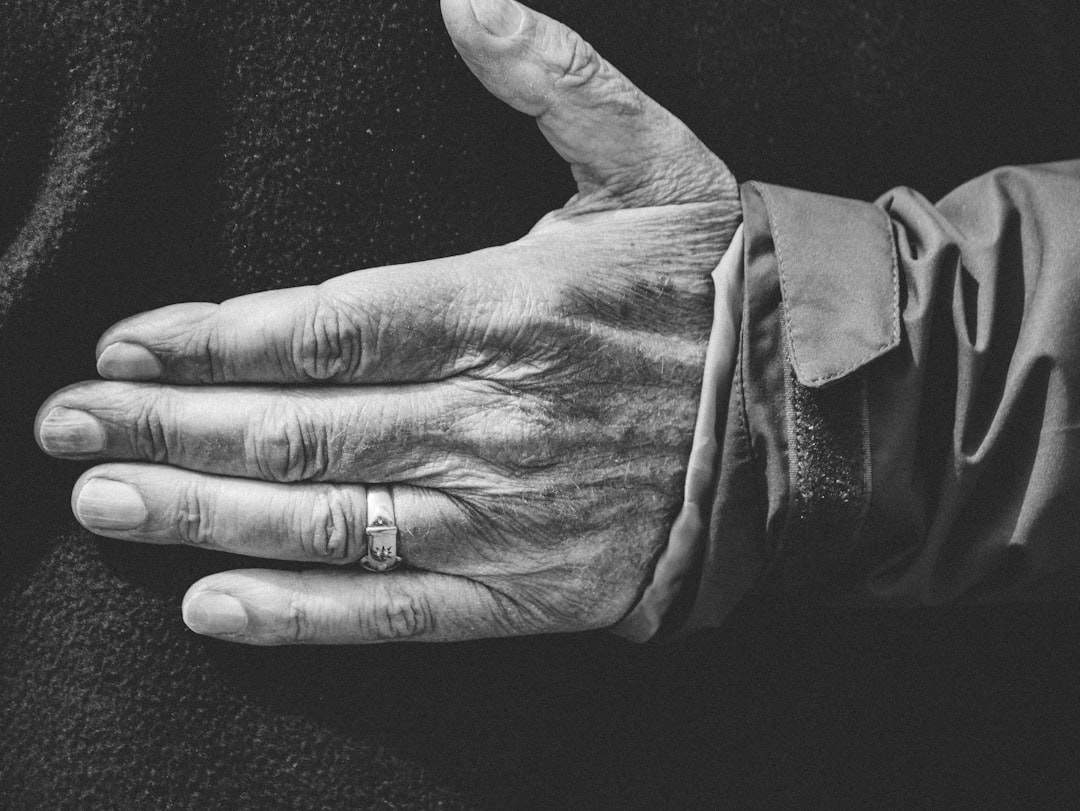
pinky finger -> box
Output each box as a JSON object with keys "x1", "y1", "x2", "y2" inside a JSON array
[{"x1": 181, "y1": 568, "x2": 517, "y2": 645}]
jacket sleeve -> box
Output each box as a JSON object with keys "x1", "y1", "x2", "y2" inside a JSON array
[{"x1": 682, "y1": 160, "x2": 1080, "y2": 635}]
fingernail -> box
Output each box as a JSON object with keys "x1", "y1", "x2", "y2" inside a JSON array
[
  {"x1": 39, "y1": 407, "x2": 106, "y2": 454},
  {"x1": 97, "y1": 342, "x2": 162, "y2": 381},
  {"x1": 75, "y1": 479, "x2": 147, "y2": 531},
  {"x1": 469, "y1": 0, "x2": 522, "y2": 37},
  {"x1": 184, "y1": 593, "x2": 249, "y2": 635}
]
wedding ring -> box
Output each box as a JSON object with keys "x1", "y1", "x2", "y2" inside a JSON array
[{"x1": 361, "y1": 485, "x2": 401, "y2": 572}]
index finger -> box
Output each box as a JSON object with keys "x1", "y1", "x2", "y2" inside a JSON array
[{"x1": 94, "y1": 249, "x2": 521, "y2": 385}]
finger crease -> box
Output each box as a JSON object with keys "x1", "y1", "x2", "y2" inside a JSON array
[{"x1": 176, "y1": 481, "x2": 211, "y2": 546}]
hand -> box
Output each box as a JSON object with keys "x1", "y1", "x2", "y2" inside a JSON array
[{"x1": 35, "y1": 0, "x2": 740, "y2": 644}]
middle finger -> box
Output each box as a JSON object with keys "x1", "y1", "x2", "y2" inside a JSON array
[{"x1": 36, "y1": 379, "x2": 528, "y2": 486}]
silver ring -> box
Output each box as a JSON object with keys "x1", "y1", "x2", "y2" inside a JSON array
[{"x1": 361, "y1": 485, "x2": 401, "y2": 572}]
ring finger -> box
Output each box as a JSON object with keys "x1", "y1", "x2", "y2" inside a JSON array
[{"x1": 71, "y1": 463, "x2": 482, "y2": 572}]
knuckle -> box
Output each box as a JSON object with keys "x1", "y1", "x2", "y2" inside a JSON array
[
  {"x1": 549, "y1": 29, "x2": 640, "y2": 113},
  {"x1": 174, "y1": 480, "x2": 215, "y2": 547},
  {"x1": 300, "y1": 487, "x2": 360, "y2": 562},
  {"x1": 488, "y1": 397, "x2": 558, "y2": 473},
  {"x1": 189, "y1": 315, "x2": 227, "y2": 384},
  {"x1": 552, "y1": 29, "x2": 601, "y2": 88},
  {"x1": 295, "y1": 291, "x2": 362, "y2": 382},
  {"x1": 131, "y1": 392, "x2": 173, "y2": 464},
  {"x1": 454, "y1": 380, "x2": 553, "y2": 469},
  {"x1": 364, "y1": 587, "x2": 432, "y2": 641},
  {"x1": 486, "y1": 586, "x2": 541, "y2": 636},
  {"x1": 286, "y1": 591, "x2": 311, "y2": 643},
  {"x1": 247, "y1": 400, "x2": 330, "y2": 483},
  {"x1": 486, "y1": 566, "x2": 614, "y2": 634}
]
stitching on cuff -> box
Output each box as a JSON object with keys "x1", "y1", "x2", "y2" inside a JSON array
[{"x1": 752, "y1": 181, "x2": 900, "y2": 387}]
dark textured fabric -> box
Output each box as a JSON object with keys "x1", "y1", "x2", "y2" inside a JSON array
[
  {"x1": 780, "y1": 366, "x2": 870, "y2": 595},
  {"x1": 5, "y1": 1, "x2": 1080, "y2": 808}
]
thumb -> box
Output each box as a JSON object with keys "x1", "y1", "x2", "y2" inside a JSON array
[{"x1": 441, "y1": 0, "x2": 734, "y2": 208}]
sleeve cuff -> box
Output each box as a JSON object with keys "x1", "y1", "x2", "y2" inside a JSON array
[
  {"x1": 680, "y1": 181, "x2": 900, "y2": 634},
  {"x1": 610, "y1": 225, "x2": 745, "y2": 642},
  {"x1": 614, "y1": 179, "x2": 903, "y2": 641}
]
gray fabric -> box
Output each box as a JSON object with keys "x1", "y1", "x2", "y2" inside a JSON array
[{"x1": 690, "y1": 164, "x2": 1080, "y2": 633}]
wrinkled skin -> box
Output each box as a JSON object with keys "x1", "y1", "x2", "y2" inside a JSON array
[{"x1": 35, "y1": 0, "x2": 741, "y2": 644}]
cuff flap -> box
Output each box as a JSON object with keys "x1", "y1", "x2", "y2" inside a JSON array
[{"x1": 743, "y1": 182, "x2": 900, "y2": 387}]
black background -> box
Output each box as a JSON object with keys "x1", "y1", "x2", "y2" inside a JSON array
[{"x1": 2, "y1": 0, "x2": 1080, "y2": 807}]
